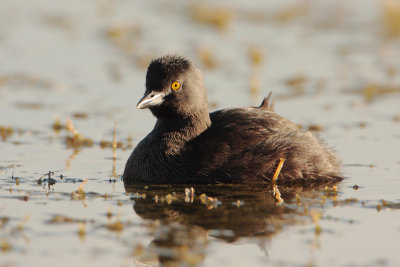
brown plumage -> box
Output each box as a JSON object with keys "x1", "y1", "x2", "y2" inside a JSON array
[
  {"x1": 259, "y1": 92, "x2": 275, "y2": 111},
  {"x1": 123, "y1": 55, "x2": 342, "y2": 185}
]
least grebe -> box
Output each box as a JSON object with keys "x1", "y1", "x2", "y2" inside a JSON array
[{"x1": 123, "y1": 55, "x2": 342, "y2": 184}]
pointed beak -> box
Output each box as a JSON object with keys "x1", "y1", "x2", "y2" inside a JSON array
[{"x1": 136, "y1": 91, "x2": 169, "y2": 109}]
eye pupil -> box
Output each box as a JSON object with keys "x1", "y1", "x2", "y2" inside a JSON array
[{"x1": 171, "y1": 81, "x2": 181, "y2": 91}]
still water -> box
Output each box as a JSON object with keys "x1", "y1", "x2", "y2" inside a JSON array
[{"x1": 1, "y1": 0, "x2": 400, "y2": 266}]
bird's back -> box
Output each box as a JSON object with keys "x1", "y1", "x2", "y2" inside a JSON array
[
  {"x1": 123, "y1": 55, "x2": 342, "y2": 185},
  {"x1": 184, "y1": 107, "x2": 341, "y2": 184}
]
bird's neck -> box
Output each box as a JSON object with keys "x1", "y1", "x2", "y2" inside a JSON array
[{"x1": 154, "y1": 110, "x2": 211, "y2": 142}]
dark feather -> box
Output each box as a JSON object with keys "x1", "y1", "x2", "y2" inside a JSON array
[{"x1": 123, "y1": 55, "x2": 342, "y2": 185}]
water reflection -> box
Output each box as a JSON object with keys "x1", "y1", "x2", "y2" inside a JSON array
[{"x1": 125, "y1": 182, "x2": 339, "y2": 266}]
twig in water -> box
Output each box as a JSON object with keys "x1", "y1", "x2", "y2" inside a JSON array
[{"x1": 272, "y1": 158, "x2": 285, "y2": 183}]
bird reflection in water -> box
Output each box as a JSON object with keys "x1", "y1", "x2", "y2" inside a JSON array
[{"x1": 125, "y1": 182, "x2": 340, "y2": 266}]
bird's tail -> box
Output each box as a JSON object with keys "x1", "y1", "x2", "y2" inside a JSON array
[{"x1": 259, "y1": 92, "x2": 275, "y2": 112}]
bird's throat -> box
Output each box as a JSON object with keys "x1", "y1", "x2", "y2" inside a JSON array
[{"x1": 155, "y1": 111, "x2": 211, "y2": 142}]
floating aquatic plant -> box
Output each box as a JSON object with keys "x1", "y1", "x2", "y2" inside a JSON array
[
  {"x1": 382, "y1": 0, "x2": 400, "y2": 38},
  {"x1": 189, "y1": 3, "x2": 234, "y2": 31},
  {"x1": 0, "y1": 126, "x2": 13, "y2": 141},
  {"x1": 65, "y1": 118, "x2": 93, "y2": 148},
  {"x1": 197, "y1": 47, "x2": 217, "y2": 69}
]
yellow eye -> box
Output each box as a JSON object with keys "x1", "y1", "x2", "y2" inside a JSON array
[{"x1": 171, "y1": 81, "x2": 181, "y2": 91}]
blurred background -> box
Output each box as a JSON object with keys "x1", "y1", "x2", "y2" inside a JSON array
[{"x1": 1, "y1": 0, "x2": 399, "y2": 131}]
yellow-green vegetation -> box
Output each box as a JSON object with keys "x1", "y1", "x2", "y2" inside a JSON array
[
  {"x1": 72, "y1": 112, "x2": 88, "y2": 119},
  {"x1": 176, "y1": 245, "x2": 205, "y2": 266},
  {"x1": 0, "y1": 125, "x2": 13, "y2": 141},
  {"x1": 248, "y1": 46, "x2": 264, "y2": 66},
  {"x1": 273, "y1": 2, "x2": 310, "y2": 23},
  {"x1": 14, "y1": 102, "x2": 44, "y2": 109},
  {"x1": 65, "y1": 118, "x2": 94, "y2": 148},
  {"x1": 0, "y1": 73, "x2": 54, "y2": 90},
  {"x1": 0, "y1": 217, "x2": 10, "y2": 229},
  {"x1": 104, "y1": 24, "x2": 154, "y2": 69},
  {"x1": 77, "y1": 222, "x2": 86, "y2": 241},
  {"x1": 185, "y1": 187, "x2": 195, "y2": 203},
  {"x1": 99, "y1": 140, "x2": 129, "y2": 149},
  {"x1": 199, "y1": 193, "x2": 220, "y2": 210},
  {"x1": 1, "y1": 239, "x2": 11, "y2": 252},
  {"x1": 343, "y1": 83, "x2": 400, "y2": 103},
  {"x1": 382, "y1": 0, "x2": 400, "y2": 38},
  {"x1": 238, "y1": 1, "x2": 309, "y2": 24},
  {"x1": 377, "y1": 199, "x2": 400, "y2": 211},
  {"x1": 235, "y1": 200, "x2": 243, "y2": 207},
  {"x1": 324, "y1": 185, "x2": 338, "y2": 198},
  {"x1": 70, "y1": 179, "x2": 88, "y2": 200},
  {"x1": 273, "y1": 184, "x2": 283, "y2": 205},
  {"x1": 189, "y1": 3, "x2": 234, "y2": 31},
  {"x1": 131, "y1": 244, "x2": 145, "y2": 257},
  {"x1": 52, "y1": 118, "x2": 64, "y2": 132},
  {"x1": 48, "y1": 215, "x2": 86, "y2": 224},
  {"x1": 310, "y1": 210, "x2": 322, "y2": 236},
  {"x1": 248, "y1": 46, "x2": 264, "y2": 97},
  {"x1": 106, "y1": 207, "x2": 113, "y2": 219},
  {"x1": 52, "y1": 117, "x2": 132, "y2": 151},
  {"x1": 284, "y1": 74, "x2": 307, "y2": 97},
  {"x1": 16, "y1": 216, "x2": 30, "y2": 232},
  {"x1": 307, "y1": 124, "x2": 324, "y2": 132},
  {"x1": 106, "y1": 218, "x2": 124, "y2": 232},
  {"x1": 197, "y1": 47, "x2": 217, "y2": 69},
  {"x1": 105, "y1": 24, "x2": 141, "y2": 55},
  {"x1": 165, "y1": 193, "x2": 177, "y2": 205},
  {"x1": 362, "y1": 84, "x2": 400, "y2": 103}
]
